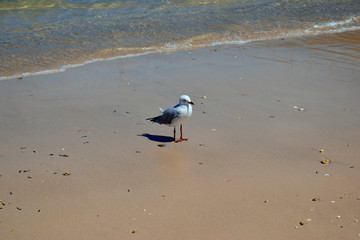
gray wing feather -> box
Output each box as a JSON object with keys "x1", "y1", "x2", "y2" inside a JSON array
[{"x1": 147, "y1": 106, "x2": 179, "y2": 125}]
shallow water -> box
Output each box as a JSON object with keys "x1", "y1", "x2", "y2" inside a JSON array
[{"x1": 1, "y1": 0, "x2": 360, "y2": 79}]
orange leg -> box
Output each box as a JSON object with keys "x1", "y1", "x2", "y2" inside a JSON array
[{"x1": 174, "y1": 125, "x2": 188, "y2": 143}]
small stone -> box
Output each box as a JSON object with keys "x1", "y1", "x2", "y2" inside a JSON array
[
  {"x1": 312, "y1": 197, "x2": 320, "y2": 202},
  {"x1": 132, "y1": 230, "x2": 136, "y2": 234},
  {"x1": 201, "y1": 96, "x2": 207, "y2": 100},
  {"x1": 62, "y1": 172, "x2": 71, "y2": 176},
  {"x1": 321, "y1": 159, "x2": 330, "y2": 164},
  {"x1": 319, "y1": 149, "x2": 325, "y2": 153},
  {"x1": 299, "y1": 221, "x2": 305, "y2": 226},
  {"x1": 157, "y1": 144, "x2": 165, "y2": 147}
]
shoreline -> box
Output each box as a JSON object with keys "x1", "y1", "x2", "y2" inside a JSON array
[
  {"x1": 1, "y1": 28, "x2": 360, "y2": 81},
  {"x1": 1, "y1": 30, "x2": 360, "y2": 239}
]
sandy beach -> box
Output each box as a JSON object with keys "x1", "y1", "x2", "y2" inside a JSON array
[{"x1": 1, "y1": 31, "x2": 360, "y2": 239}]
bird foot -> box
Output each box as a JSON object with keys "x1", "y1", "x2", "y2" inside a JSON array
[{"x1": 174, "y1": 138, "x2": 188, "y2": 143}]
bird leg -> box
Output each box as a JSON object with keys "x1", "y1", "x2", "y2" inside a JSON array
[{"x1": 174, "y1": 124, "x2": 188, "y2": 142}]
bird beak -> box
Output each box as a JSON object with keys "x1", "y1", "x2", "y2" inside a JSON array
[{"x1": 189, "y1": 101, "x2": 194, "y2": 105}]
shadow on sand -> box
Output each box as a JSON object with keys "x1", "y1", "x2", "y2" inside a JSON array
[{"x1": 139, "y1": 133, "x2": 174, "y2": 143}]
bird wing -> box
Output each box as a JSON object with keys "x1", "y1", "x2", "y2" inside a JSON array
[{"x1": 155, "y1": 106, "x2": 180, "y2": 125}]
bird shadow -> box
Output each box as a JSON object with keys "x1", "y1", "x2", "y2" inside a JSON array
[{"x1": 139, "y1": 133, "x2": 174, "y2": 143}]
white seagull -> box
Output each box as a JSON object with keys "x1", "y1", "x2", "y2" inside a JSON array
[{"x1": 147, "y1": 95, "x2": 194, "y2": 143}]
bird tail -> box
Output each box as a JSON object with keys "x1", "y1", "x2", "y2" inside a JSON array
[{"x1": 146, "y1": 116, "x2": 159, "y2": 122}]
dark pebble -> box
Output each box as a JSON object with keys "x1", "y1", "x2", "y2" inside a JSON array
[
  {"x1": 157, "y1": 144, "x2": 165, "y2": 147},
  {"x1": 59, "y1": 154, "x2": 69, "y2": 157}
]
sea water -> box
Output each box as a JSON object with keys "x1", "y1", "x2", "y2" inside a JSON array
[{"x1": 0, "y1": 0, "x2": 359, "y2": 79}]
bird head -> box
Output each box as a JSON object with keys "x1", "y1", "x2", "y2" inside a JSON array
[{"x1": 179, "y1": 95, "x2": 194, "y2": 106}]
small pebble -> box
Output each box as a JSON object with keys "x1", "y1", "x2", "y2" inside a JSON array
[
  {"x1": 157, "y1": 144, "x2": 165, "y2": 147},
  {"x1": 319, "y1": 149, "x2": 325, "y2": 153},
  {"x1": 321, "y1": 159, "x2": 330, "y2": 164},
  {"x1": 62, "y1": 172, "x2": 71, "y2": 176}
]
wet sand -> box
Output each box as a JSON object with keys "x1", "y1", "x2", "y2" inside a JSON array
[{"x1": 1, "y1": 31, "x2": 360, "y2": 239}]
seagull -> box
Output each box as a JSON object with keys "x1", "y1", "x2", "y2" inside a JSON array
[{"x1": 147, "y1": 95, "x2": 194, "y2": 143}]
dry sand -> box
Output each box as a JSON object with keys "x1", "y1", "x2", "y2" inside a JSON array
[{"x1": 1, "y1": 31, "x2": 360, "y2": 239}]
